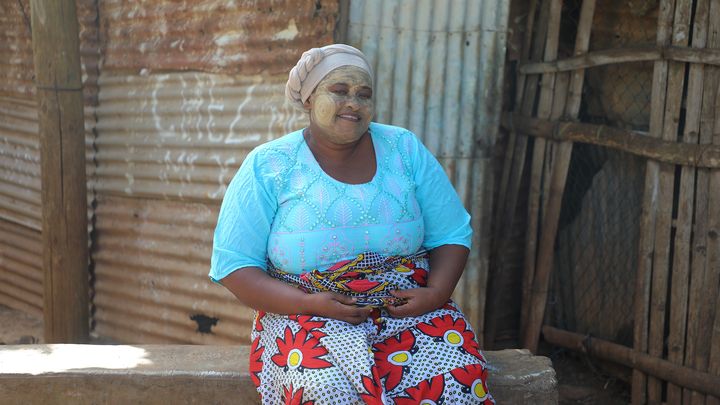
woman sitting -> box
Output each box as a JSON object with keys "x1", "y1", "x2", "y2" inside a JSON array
[{"x1": 210, "y1": 43, "x2": 494, "y2": 404}]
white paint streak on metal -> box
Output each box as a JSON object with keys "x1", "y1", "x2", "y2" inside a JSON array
[
  {"x1": 99, "y1": 0, "x2": 338, "y2": 75},
  {"x1": 274, "y1": 19, "x2": 299, "y2": 41},
  {"x1": 85, "y1": 0, "x2": 336, "y2": 344},
  {"x1": 227, "y1": 81, "x2": 261, "y2": 145},
  {"x1": 95, "y1": 72, "x2": 307, "y2": 202},
  {"x1": 347, "y1": 0, "x2": 511, "y2": 331},
  {"x1": 214, "y1": 31, "x2": 245, "y2": 47}
]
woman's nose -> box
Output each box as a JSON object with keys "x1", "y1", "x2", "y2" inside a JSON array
[{"x1": 345, "y1": 96, "x2": 361, "y2": 110}]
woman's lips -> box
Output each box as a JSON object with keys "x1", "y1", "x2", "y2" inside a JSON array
[{"x1": 338, "y1": 114, "x2": 361, "y2": 122}]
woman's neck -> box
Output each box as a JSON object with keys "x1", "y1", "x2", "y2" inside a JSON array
[
  {"x1": 303, "y1": 126, "x2": 377, "y2": 184},
  {"x1": 303, "y1": 127, "x2": 367, "y2": 162}
]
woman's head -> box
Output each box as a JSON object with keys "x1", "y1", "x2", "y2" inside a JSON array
[
  {"x1": 285, "y1": 44, "x2": 373, "y2": 107},
  {"x1": 286, "y1": 45, "x2": 374, "y2": 144}
]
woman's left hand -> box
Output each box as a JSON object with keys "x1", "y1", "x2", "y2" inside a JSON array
[{"x1": 385, "y1": 287, "x2": 448, "y2": 318}]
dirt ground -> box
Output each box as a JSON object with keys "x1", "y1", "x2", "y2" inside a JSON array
[
  {"x1": 2, "y1": 304, "x2": 632, "y2": 403},
  {"x1": 543, "y1": 345, "x2": 631, "y2": 404},
  {"x1": 0, "y1": 304, "x2": 43, "y2": 344}
]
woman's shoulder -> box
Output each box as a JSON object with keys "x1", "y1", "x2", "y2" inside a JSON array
[
  {"x1": 370, "y1": 122, "x2": 422, "y2": 155},
  {"x1": 245, "y1": 129, "x2": 305, "y2": 175},
  {"x1": 253, "y1": 129, "x2": 304, "y2": 157}
]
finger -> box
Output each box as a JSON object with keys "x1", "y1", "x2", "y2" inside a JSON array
[
  {"x1": 390, "y1": 289, "x2": 414, "y2": 298},
  {"x1": 349, "y1": 306, "x2": 373, "y2": 318},
  {"x1": 386, "y1": 303, "x2": 413, "y2": 318},
  {"x1": 344, "y1": 311, "x2": 370, "y2": 325},
  {"x1": 331, "y1": 293, "x2": 357, "y2": 306}
]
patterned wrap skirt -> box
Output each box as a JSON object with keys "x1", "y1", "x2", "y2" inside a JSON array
[{"x1": 250, "y1": 251, "x2": 495, "y2": 404}]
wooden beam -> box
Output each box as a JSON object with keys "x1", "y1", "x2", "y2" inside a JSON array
[
  {"x1": 484, "y1": 0, "x2": 543, "y2": 349},
  {"x1": 519, "y1": 45, "x2": 720, "y2": 75},
  {"x1": 542, "y1": 325, "x2": 720, "y2": 398},
  {"x1": 502, "y1": 114, "x2": 720, "y2": 168},
  {"x1": 518, "y1": 0, "x2": 564, "y2": 353},
  {"x1": 30, "y1": 0, "x2": 89, "y2": 343}
]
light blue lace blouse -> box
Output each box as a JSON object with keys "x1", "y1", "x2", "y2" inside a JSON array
[{"x1": 210, "y1": 122, "x2": 471, "y2": 280}]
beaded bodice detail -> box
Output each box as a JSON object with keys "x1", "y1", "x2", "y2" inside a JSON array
[{"x1": 262, "y1": 124, "x2": 425, "y2": 272}]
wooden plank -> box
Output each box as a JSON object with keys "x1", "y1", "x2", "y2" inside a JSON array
[
  {"x1": 30, "y1": 0, "x2": 90, "y2": 343},
  {"x1": 520, "y1": 0, "x2": 597, "y2": 352},
  {"x1": 705, "y1": 72, "x2": 720, "y2": 405},
  {"x1": 649, "y1": 1, "x2": 692, "y2": 401},
  {"x1": 689, "y1": 5, "x2": 720, "y2": 404},
  {"x1": 502, "y1": 114, "x2": 720, "y2": 168},
  {"x1": 634, "y1": 0, "x2": 677, "y2": 401},
  {"x1": 519, "y1": 0, "x2": 563, "y2": 350},
  {"x1": 667, "y1": 0, "x2": 706, "y2": 403},
  {"x1": 519, "y1": 45, "x2": 720, "y2": 75},
  {"x1": 564, "y1": 0, "x2": 596, "y2": 118},
  {"x1": 497, "y1": 0, "x2": 542, "y2": 240},
  {"x1": 667, "y1": 0, "x2": 709, "y2": 404},
  {"x1": 485, "y1": 0, "x2": 543, "y2": 348},
  {"x1": 543, "y1": 325, "x2": 720, "y2": 398}
]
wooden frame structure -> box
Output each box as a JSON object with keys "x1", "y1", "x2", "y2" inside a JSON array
[
  {"x1": 491, "y1": 0, "x2": 720, "y2": 402},
  {"x1": 30, "y1": 0, "x2": 90, "y2": 343}
]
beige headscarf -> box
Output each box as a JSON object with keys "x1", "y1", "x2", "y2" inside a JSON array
[{"x1": 285, "y1": 44, "x2": 373, "y2": 109}]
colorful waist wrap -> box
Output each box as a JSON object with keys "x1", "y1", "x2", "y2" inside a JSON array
[{"x1": 251, "y1": 251, "x2": 494, "y2": 404}]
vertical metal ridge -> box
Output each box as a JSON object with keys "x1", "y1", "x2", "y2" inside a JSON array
[
  {"x1": 346, "y1": 0, "x2": 511, "y2": 332},
  {"x1": 0, "y1": 218, "x2": 42, "y2": 315}
]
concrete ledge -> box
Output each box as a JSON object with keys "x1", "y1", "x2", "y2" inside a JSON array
[{"x1": 0, "y1": 345, "x2": 557, "y2": 404}]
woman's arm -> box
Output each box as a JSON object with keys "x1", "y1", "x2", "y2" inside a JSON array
[
  {"x1": 386, "y1": 244, "x2": 469, "y2": 317},
  {"x1": 221, "y1": 266, "x2": 373, "y2": 324}
]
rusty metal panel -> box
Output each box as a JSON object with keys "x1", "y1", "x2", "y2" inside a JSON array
[
  {"x1": 0, "y1": 218, "x2": 43, "y2": 317},
  {"x1": 0, "y1": 0, "x2": 34, "y2": 100},
  {"x1": 1, "y1": 0, "x2": 100, "y2": 104},
  {"x1": 99, "y1": 0, "x2": 338, "y2": 75},
  {"x1": 0, "y1": 97, "x2": 96, "y2": 233},
  {"x1": 91, "y1": 0, "x2": 337, "y2": 343},
  {"x1": 93, "y1": 73, "x2": 306, "y2": 201},
  {"x1": 0, "y1": 0, "x2": 99, "y2": 231},
  {"x1": 347, "y1": 0, "x2": 510, "y2": 334},
  {"x1": 0, "y1": 97, "x2": 41, "y2": 231},
  {"x1": 92, "y1": 195, "x2": 253, "y2": 344}
]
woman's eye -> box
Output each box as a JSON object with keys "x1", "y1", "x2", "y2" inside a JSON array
[{"x1": 331, "y1": 89, "x2": 348, "y2": 95}]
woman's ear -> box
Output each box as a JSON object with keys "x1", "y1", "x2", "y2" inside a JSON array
[{"x1": 303, "y1": 98, "x2": 311, "y2": 111}]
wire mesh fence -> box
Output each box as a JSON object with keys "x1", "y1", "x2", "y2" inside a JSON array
[
  {"x1": 548, "y1": 143, "x2": 646, "y2": 347},
  {"x1": 545, "y1": 0, "x2": 655, "y2": 349}
]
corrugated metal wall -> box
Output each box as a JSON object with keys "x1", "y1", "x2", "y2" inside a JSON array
[
  {"x1": 0, "y1": 0, "x2": 98, "y2": 317},
  {"x1": 346, "y1": 0, "x2": 510, "y2": 336},
  {"x1": 91, "y1": 0, "x2": 337, "y2": 344},
  {"x1": 2, "y1": 0, "x2": 508, "y2": 345}
]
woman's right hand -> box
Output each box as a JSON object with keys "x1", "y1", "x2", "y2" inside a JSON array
[{"x1": 302, "y1": 292, "x2": 373, "y2": 325}]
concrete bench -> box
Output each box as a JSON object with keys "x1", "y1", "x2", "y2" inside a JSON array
[{"x1": 0, "y1": 345, "x2": 557, "y2": 404}]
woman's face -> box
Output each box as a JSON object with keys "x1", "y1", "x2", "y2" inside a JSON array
[{"x1": 306, "y1": 66, "x2": 374, "y2": 145}]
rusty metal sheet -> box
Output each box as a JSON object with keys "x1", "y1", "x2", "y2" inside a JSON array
[
  {"x1": 0, "y1": 97, "x2": 41, "y2": 231},
  {"x1": 89, "y1": 0, "x2": 339, "y2": 344},
  {"x1": 347, "y1": 0, "x2": 510, "y2": 333},
  {"x1": 92, "y1": 195, "x2": 253, "y2": 344},
  {"x1": 0, "y1": 0, "x2": 100, "y2": 105},
  {"x1": 0, "y1": 95, "x2": 97, "y2": 232},
  {"x1": 0, "y1": 218, "x2": 43, "y2": 317},
  {"x1": 93, "y1": 72, "x2": 307, "y2": 201},
  {"x1": 99, "y1": 0, "x2": 338, "y2": 75},
  {"x1": 0, "y1": 0, "x2": 34, "y2": 100}
]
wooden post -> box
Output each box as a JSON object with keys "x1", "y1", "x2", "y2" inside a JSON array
[
  {"x1": 485, "y1": 0, "x2": 544, "y2": 348},
  {"x1": 30, "y1": 0, "x2": 89, "y2": 343},
  {"x1": 520, "y1": 0, "x2": 597, "y2": 353}
]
